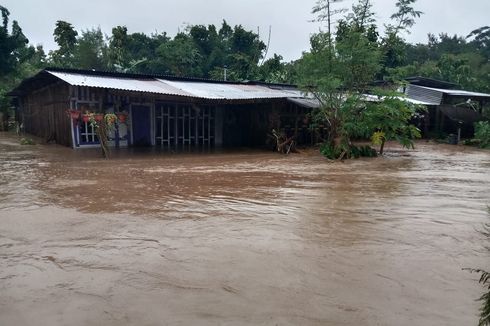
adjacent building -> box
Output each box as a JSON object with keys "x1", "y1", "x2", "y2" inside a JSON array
[{"x1": 404, "y1": 77, "x2": 490, "y2": 137}]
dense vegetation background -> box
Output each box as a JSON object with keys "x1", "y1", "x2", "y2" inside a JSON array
[{"x1": 0, "y1": 2, "x2": 489, "y2": 127}]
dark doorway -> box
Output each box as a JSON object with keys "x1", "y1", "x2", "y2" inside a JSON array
[
  {"x1": 223, "y1": 106, "x2": 269, "y2": 148},
  {"x1": 131, "y1": 105, "x2": 152, "y2": 146}
]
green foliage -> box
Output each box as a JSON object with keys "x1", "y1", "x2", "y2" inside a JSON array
[
  {"x1": 298, "y1": 0, "x2": 424, "y2": 159},
  {"x1": 388, "y1": 0, "x2": 423, "y2": 35},
  {"x1": 466, "y1": 268, "x2": 490, "y2": 326},
  {"x1": 467, "y1": 26, "x2": 490, "y2": 59},
  {"x1": 474, "y1": 121, "x2": 490, "y2": 149},
  {"x1": 0, "y1": 5, "x2": 46, "y2": 130},
  {"x1": 0, "y1": 7, "x2": 277, "y2": 120},
  {"x1": 388, "y1": 32, "x2": 490, "y2": 93},
  {"x1": 465, "y1": 214, "x2": 490, "y2": 326},
  {"x1": 73, "y1": 28, "x2": 108, "y2": 70},
  {"x1": 359, "y1": 92, "x2": 423, "y2": 151},
  {"x1": 108, "y1": 26, "x2": 130, "y2": 71},
  {"x1": 0, "y1": 6, "x2": 29, "y2": 75},
  {"x1": 20, "y1": 137, "x2": 35, "y2": 145},
  {"x1": 154, "y1": 32, "x2": 203, "y2": 76},
  {"x1": 320, "y1": 143, "x2": 376, "y2": 159},
  {"x1": 50, "y1": 21, "x2": 78, "y2": 67},
  {"x1": 312, "y1": 0, "x2": 347, "y2": 25}
]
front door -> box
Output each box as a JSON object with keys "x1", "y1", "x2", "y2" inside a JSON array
[{"x1": 131, "y1": 105, "x2": 152, "y2": 146}]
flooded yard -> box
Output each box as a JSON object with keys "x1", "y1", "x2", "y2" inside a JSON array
[{"x1": 0, "y1": 132, "x2": 489, "y2": 325}]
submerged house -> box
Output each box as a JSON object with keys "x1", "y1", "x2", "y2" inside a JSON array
[
  {"x1": 404, "y1": 77, "x2": 490, "y2": 137},
  {"x1": 10, "y1": 68, "x2": 314, "y2": 149}
]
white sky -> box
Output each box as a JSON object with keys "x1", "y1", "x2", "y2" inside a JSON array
[{"x1": 2, "y1": 0, "x2": 489, "y2": 62}]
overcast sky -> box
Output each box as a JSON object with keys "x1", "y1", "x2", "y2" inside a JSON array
[{"x1": 2, "y1": 0, "x2": 489, "y2": 62}]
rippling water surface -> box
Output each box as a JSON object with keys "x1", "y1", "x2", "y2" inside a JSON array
[{"x1": 0, "y1": 132, "x2": 489, "y2": 325}]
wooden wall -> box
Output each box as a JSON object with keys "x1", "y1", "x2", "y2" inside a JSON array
[{"x1": 20, "y1": 82, "x2": 72, "y2": 147}]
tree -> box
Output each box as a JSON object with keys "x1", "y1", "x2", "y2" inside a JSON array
[
  {"x1": 108, "y1": 26, "x2": 130, "y2": 71},
  {"x1": 258, "y1": 54, "x2": 288, "y2": 83},
  {"x1": 348, "y1": 0, "x2": 376, "y2": 32},
  {"x1": 467, "y1": 26, "x2": 490, "y2": 59},
  {"x1": 74, "y1": 27, "x2": 108, "y2": 70},
  {"x1": 298, "y1": 0, "x2": 422, "y2": 159},
  {"x1": 361, "y1": 93, "x2": 422, "y2": 155},
  {"x1": 0, "y1": 5, "x2": 45, "y2": 131},
  {"x1": 388, "y1": 0, "x2": 423, "y2": 36},
  {"x1": 227, "y1": 25, "x2": 266, "y2": 80},
  {"x1": 312, "y1": 0, "x2": 347, "y2": 66},
  {"x1": 154, "y1": 32, "x2": 202, "y2": 77},
  {"x1": 381, "y1": 0, "x2": 422, "y2": 76},
  {"x1": 115, "y1": 31, "x2": 169, "y2": 74},
  {"x1": 298, "y1": 29, "x2": 381, "y2": 156},
  {"x1": 50, "y1": 20, "x2": 78, "y2": 67},
  {"x1": 0, "y1": 6, "x2": 29, "y2": 75}
]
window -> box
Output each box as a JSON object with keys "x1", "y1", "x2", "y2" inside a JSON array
[
  {"x1": 155, "y1": 103, "x2": 215, "y2": 147},
  {"x1": 79, "y1": 121, "x2": 99, "y2": 144}
]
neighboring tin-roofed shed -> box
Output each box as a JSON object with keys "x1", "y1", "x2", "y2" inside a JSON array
[
  {"x1": 405, "y1": 82, "x2": 490, "y2": 138},
  {"x1": 405, "y1": 76, "x2": 459, "y2": 90}
]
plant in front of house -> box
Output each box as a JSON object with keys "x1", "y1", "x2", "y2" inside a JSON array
[
  {"x1": 105, "y1": 113, "x2": 117, "y2": 125},
  {"x1": 66, "y1": 109, "x2": 80, "y2": 120},
  {"x1": 20, "y1": 137, "x2": 35, "y2": 145},
  {"x1": 87, "y1": 113, "x2": 118, "y2": 158},
  {"x1": 474, "y1": 121, "x2": 490, "y2": 149},
  {"x1": 116, "y1": 111, "x2": 128, "y2": 123},
  {"x1": 358, "y1": 92, "x2": 424, "y2": 155},
  {"x1": 298, "y1": 0, "x2": 424, "y2": 160}
]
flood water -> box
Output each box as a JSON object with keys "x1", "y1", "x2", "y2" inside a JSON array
[{"x1": 0, "y1": 132, "x2": 489, "y2": 326}]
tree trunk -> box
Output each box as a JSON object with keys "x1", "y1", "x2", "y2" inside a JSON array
[
  {"x1": 379, "y1": 139, "x2": 385, "y2": 155},
  {"x1": 0, "y1": 112, "x2": 6, "y2": 131}
]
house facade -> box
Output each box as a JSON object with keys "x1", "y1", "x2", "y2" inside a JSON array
[{"x1": 10, "y1": 68, "x2": 314, "y2": 149}]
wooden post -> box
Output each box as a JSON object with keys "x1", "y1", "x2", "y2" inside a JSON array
[
  {"x1": 215, "y1": 106, "x2": 223, "y2": 148},
  {"x1": 435, "y1": 106, "x2": 441, "y2": 134}
]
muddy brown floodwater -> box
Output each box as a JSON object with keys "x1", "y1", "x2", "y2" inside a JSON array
[{"x1": 1, "y1": 132, "x2": 489, "y2": 326}]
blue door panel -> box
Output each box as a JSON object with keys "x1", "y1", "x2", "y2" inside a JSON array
[{"x1": 132, "y1": 105, "x2": 151, "y2": 146}]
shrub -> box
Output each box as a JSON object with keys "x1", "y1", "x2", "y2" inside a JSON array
[
  {"x1": 475, "y1": 121, "x2": 490, "y2": 149},
  {"x1": 20, "y1": 138, "x2": 35, "y2": 145},
  {"x1": 320, "y1": 143, "x2": 377, "y2": 160}
]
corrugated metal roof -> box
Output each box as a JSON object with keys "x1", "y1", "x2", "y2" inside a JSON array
[
  {"x1": 287, "y1": 97, "x2": 321, "y2": 109},
  {"x1": 417, "y1": 85, "x2": 490, "y2": 98},
  {"x1": 48, "y1": 71, "x2": 193, "y2": 97},
  {"x1": 47, "y1": 70, "x2": 305, "y2": 101},
  {"x1": 406, "y1": 84, "x2": 490, "y2": 104},
  {"x1": 405, "y1": 84, "x2": 443, "y2": 105},
  {"x1": 288, "y1": 94, "x2": 431, "y2": 109},
  {"x1": 363, "y1": 94, "x2": 434, "y2": 106},
  {"x1": 160, "y1": 79, "x2": 302, "y2": 100}
]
